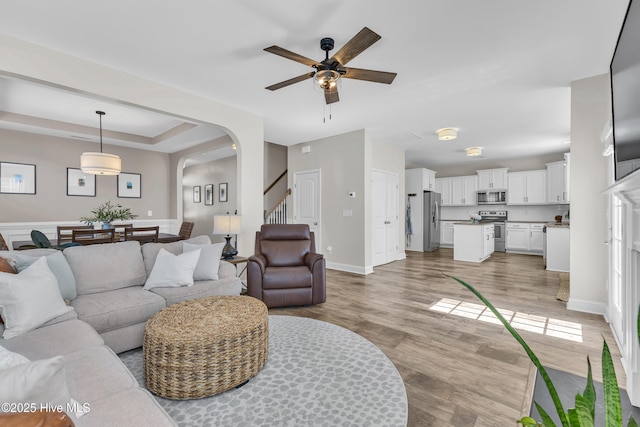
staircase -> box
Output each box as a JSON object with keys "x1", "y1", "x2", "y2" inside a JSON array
[{"x1": 264, "y1": 169, "x2": 291, "y2": 225}]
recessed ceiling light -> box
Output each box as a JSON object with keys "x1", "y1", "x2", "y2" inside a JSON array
[
  {"x1": 466, "y1": 147, "x2": 482, "y2": 157},
  {"x1": 436, "y1": 128, "x2": 458, "y2": 141}
]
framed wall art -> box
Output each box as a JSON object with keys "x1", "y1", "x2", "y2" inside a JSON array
[
  {"x1": 219, "y1": 182, "x2": 228, "y2": 202},
  {"x1": 0, "y1": 162, "x2": 36, "y2": 194},
  {"x1": 204, "y1": 184, "x2": 214, "y2": 205},
  {"x1": 193, "y1": 185, "x2": 201, "y2": 203},
  {"x1": 67, "y1": 167, "x2": 96, "y2": 197},
  {"x1": 117, "y1": 172, "x2": 141, "y2": 198}
]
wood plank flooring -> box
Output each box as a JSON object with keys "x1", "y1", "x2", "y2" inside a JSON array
[{"x1": 271, "y1": 249, "x2": 622, "y2": 427}]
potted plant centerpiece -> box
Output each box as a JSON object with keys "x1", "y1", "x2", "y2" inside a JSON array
[{"x1": 80, "y1": 201, "x2": 137, "y2": 229}]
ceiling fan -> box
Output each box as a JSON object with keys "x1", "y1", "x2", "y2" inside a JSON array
[{"x1": 264, "y1": 27, "x2": 397, "y2": 104}]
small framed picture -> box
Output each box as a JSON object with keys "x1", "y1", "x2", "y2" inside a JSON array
[
  {"x1": 0, "y1": 162, "x2": 36, "y2": 194},
  {"x1": 219, "y1": 182, "x2": 228, "y2": 202},
  {"x1": 204, "y1": 184, "x2": 214, "y2": 206},
  {"x1": 193, "y1": 185, "x2": 201, "y2": 203},
  {"x1": 117, "y1": 172, "x2": 141, "y2": 198},
  {"x1": 67, "y1": 168, "x2": 96, "y2": 197}
]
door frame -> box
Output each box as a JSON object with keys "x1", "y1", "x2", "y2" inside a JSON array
[{"x1": 293, "y1": 169, "x2": 322, "y2": 251}]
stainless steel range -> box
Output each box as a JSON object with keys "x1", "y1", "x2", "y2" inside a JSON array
[{"x1": 478, "y1": 210, "x2": 507, "y2": 252}]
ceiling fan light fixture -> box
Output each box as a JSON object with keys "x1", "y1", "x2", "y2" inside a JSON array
[
  {"x1": 466, "y1": 147, "x2": 483, "y2": 157},
  {"x1": 81, "y1": 111, "x2": 121, "y2": 175},
  {"x1": 314, "y1": 69, "x2": 341, "y2": 89},
  {"x1": 436, "y1": 128, "x2": 458, "y2": 141}
]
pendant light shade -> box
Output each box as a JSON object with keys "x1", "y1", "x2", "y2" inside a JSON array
[{"x1": 81, "y1": 111, "x2": 121, "y2": 175}]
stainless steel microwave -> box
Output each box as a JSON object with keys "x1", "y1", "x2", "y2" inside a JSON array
[{"x1": 477, "y1": 190, "x2": 507, "y2": 205}]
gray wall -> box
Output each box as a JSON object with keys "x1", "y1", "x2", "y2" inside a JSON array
[
  {"x1": 182, "y1": 155, "x2": 238, "y2": 243},
  {"x1": 0, "y1": 128, "x2": 171, "y2": 222},
  {"x1": 569, "y1": 73, "x2": 611, "y2": 312}
]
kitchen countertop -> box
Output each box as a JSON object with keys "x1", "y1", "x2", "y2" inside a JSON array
[
  {"x1": 545, "y1": 222, "x2": 570, "y2": 228},
  {"x1": 506, "y1": 220, "x2": 549, "y2": 223},
  {"x1": 453, "y1": 221, "x2": 492, "y2": 226}
]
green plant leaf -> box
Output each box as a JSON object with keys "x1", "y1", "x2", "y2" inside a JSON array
[
  {"x1": 450, "y1": 275, "x2": 570, "y2": 427},
  {"x1": 572, "y1": 393, "x2": 595, "y2": 427},
  {"x1": 583, "y1": 357, "x2": 596, "y2": 420},
  {"x1": 602, "y1": 339, "x2": 622, "y2": 427},
  {"x1": 536, "y1": 402, "x2": 557, "y2": 427}
]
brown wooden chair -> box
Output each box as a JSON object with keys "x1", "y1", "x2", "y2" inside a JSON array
[
  {"x1": 72, "y1": 228, "x2": 116, "y2": 245},
  {"x1": 112, "y1": 223, "x2": 132, "y2": 233},
  {"x1": 0, "y1": 232, "x2": 8, "y2": 251},
  {"x1": 124, "y1": 226, "x2": 159, "y2": 244},
  {"x1": 178, "y1": 222, "x2": 194, "y2": 240},
  {"x1": 57, "y1": 225, "x2": 93, "y2": 245}
]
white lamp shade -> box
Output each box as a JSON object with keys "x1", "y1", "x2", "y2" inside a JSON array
[
  {"x1": 213, "y1": 215, "x2": 242, "y2": 235},
  {"x1": 465, "y1": 147, "x2": 483, "y2": 157},
  {"x1": 81, "y1": 152, "x2": 122, "y2": 175}
]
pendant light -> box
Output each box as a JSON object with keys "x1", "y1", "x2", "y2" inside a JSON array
[{"x1": 80, "y1": 111, "x2": 121, "y2": 175}]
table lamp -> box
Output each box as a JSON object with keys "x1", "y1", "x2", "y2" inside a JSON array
[{"x1": 213, "y1": 214, "x2": 242, "y2": 259}]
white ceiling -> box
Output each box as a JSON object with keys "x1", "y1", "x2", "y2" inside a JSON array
[{"x1": 0, "y1": 1, "x2": 631, "y2": 169}]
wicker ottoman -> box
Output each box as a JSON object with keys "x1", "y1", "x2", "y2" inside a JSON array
[{"x1": 143, "y1": 296, "x2": 269, "y2": 400}]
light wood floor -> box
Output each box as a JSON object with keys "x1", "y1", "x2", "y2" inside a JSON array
[{"x1": 272, "y1": 249, "x2": 623, "y2": 427}]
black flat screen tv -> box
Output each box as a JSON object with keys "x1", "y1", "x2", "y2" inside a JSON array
[{"x1": 611, "y1": 0, "x2": 640, "y2": 181}]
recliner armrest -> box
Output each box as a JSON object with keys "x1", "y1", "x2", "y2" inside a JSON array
[
  {"x1": 304, "y1": 252, "x2": 324, "y2": 271},
  {"x1": 248, "y1": 254, "x2": 267, "y2": 274}
]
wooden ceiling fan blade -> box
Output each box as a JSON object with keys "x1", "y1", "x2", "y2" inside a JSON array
[
  {"x1": 266, "y1": 72, "x2": 316, "y2": 91},
  {"x1": 324, "y1": 88, "x2": 339, "y2": 104},
  {"x1": 264, "y1": 46, "x2": 318, "y2": 67},
  {"x1": 330, "y1": 27, "x2": 381, "y2": 66},
  {"x1": 342, "y1": 67, "x2": 397, "y2": 84}
]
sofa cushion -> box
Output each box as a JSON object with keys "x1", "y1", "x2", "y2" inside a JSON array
[
  {"x1": 262, "y1": 266, "x2": 313, "y2": 289},
  {"x1": 0, "y1": 318, "x2": 101, "y2": 360},
  {"x1": 142, "y1": 235, "x2": 211, "y2": 276},
  {"x1": 149, "y1": 276, "x2": 242, "y2": 306},
  {"x1": 183, "y1": 241, "x2": 224, "y2": 281},
  {"x1": 143, "y1": 248, "x2": 201, "y2": 290},
  {"x1": 71, "y1": 287, "x2": 166, "y2": 334},
  {"x1": 14, "y1": 251, "x2": 77, "y2": 301},
  {"x1": 64, "y1": 241, "x2": 147, "y2": 295},
  {"x1": 0, "y1": 257, "x2": 73, "y2": 339}
]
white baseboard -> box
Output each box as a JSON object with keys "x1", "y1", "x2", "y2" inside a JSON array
[
  {"x1": 326, "y1": 261, "x2": 373, "y2": 275},
  {"x1": 566, "y1": 297, "x2": 606, "y2": 316},
  {"x1": 0, "y1": 219, "x2": 179, "y2": 249},
  {"x1": 396, "y1": 252, "x2": 407, "y2": 261}
]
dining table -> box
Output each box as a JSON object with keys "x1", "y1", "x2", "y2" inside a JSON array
[{"x1": 11, "y1": 232, "x2": 182, "y2": 250}]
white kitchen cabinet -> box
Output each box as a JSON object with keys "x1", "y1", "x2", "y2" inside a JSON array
[
  {"x1": 507, "y1": 170, "x2": 546, "y2": 205},
  {"x1": 506, "y1": 222, "x2": 543, "y2": 254},
  {"x1": 546, "y1": 160, "x2": 568, "y2": 204},
  {"x1": 454, "y1": 222, "x2": 494, "y2": 263},
  {"x1": 440, "y1": 221, "x2": 454, "y2": 247},
  {"x1": 477, "y1": 168, "x2": 508, "y2": 190},
  {"x1": 451, "y1": 175, "x2": 478, "y2": 206},
  {"x1": 406, "y1": 168, "x2": 437, "y2": 193},
  {"x1": 435, "y1": 177, "x2": 453, "y2": 206}
]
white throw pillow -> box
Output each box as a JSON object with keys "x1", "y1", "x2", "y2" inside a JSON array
[
  {"x1": 183, "y1": 242, "x2": 224, "y2": 281},
  {"x1": 0, "y1": 345, "x2": 29, "y2": 368},
  {"x1": 0, "y1": 257, "x2": 73, "y2": 339},
  {"x1": 143, "y1": 248, "x2": 201, "y2": 290},
  {"x1": 0, "y1": 356, "x2": 70, "y2": 409}
]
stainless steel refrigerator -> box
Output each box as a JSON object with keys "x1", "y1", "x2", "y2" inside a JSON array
[{"x1": 423, "y1": 191, "x2": 441, "y2": 251}]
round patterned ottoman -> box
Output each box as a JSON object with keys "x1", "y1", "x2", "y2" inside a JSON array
[{"x1": 143, "y1": 295, "x2": 268, "y2": 400}]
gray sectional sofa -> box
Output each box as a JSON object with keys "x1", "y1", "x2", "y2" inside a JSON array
[{"x1": 0, "y1": 235, "x2": 242, "y2": 426}]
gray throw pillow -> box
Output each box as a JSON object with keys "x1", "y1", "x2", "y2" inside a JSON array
[{"x1": 14, "y1": 251, "x2": 77, "y2": 301}]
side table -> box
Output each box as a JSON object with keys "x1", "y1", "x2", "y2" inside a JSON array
[{"x1": 226, "y1": 256, "x2": 248, "y2": 293}]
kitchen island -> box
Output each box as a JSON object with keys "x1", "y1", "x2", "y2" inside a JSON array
[
  {"x1": 453, "y1": 222, "x2": 495, "y2": 263},
  {"x1": 545, "y1": 222, "x2": 570, "y2": 272}
]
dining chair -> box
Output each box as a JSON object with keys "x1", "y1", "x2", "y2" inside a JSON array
[
  {"x1": 112, "y1": 223, "x2": 133, "y2": 233},
  {"x1": 124, "y1": 226, "x2": 159, "y2": 244},
  {"x1": 57, "y1": 225, "x2": 93, "y2": 244},
  {"x1": 178, "y1": 222, "x2": 194, "y2": 240},
  {"x1": 72, "y1": 228, "x2": 116, "y2": 245},
  {"x1": 0, "y1": 232, "x2": 8, "y2": 251}
]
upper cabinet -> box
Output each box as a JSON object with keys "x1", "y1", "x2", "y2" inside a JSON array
[
  {"x1": 406, "y1": 168, "x2": 436, "y2": 193},
  {"x1": 438, "y1": 176, "x2": 477, "y2": 206},
  {"x1": 507, "y1": 170, "x2": 546, "y2": 205},
  {"x1": 546, "y1": 153, "x2": 570, "y2": 204},
  {"x1": 477, "y1": 168, "x2": 508, "y2": 190}
]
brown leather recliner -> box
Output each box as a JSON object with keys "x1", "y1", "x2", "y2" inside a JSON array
[{"x1": 247, "y1": 224, "x2": 326, "y2": 308}]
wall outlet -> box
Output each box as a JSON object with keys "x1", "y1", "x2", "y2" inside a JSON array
[
  {"x1": 343, "y1": 210, "x2": 353, "y2": 217},
  {"x1": 326, "y1": 246, "x2": 333, "y2": 254},
  {"x1": 147, "y1": 210, "x2": 153, "y2": 217}
]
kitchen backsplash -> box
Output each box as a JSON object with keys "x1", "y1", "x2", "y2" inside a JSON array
[{"x1": 441, "y1": 205, "x2": 569, "y2": 222}]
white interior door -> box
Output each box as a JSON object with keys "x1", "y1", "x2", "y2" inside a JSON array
[
  {"x1": 294, "y1": 170, "x2": 321, "y2": 251},
  {"x1": 372, "y1": 170, "x2": 398, "y2": 267}
]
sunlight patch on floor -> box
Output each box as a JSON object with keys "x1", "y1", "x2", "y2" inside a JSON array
[{"x1": 430, "y1": 298, "x2": 583, "y2": 343}]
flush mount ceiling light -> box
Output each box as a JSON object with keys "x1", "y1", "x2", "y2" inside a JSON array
[
  {"x1": 436, "y1": 128, "x2": 458, "y2": 141},
  {"x1": 466, "y1": 147, "x2": 483, "y2": 157},
  {"x1": 80, "y1": 111, "x2": 121, "y2": 175}
]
